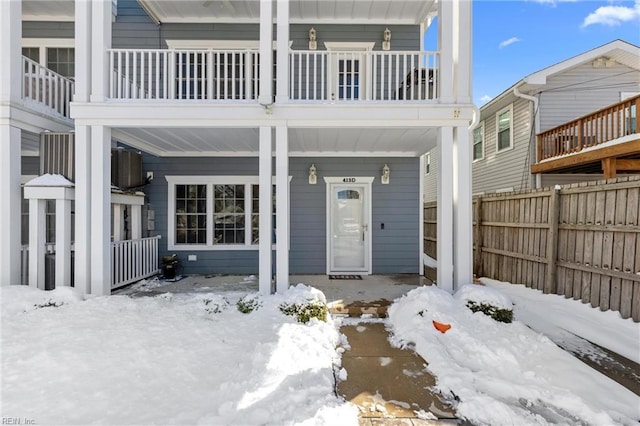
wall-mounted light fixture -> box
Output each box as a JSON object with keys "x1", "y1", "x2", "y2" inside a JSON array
[
  {"x1": 309, "y1": 27, "x2": 317, "y2": 50},
  {"x1": 309, "y1": 163, "x2": 317, "y2": 184},
  {"x1": 381, "y1": 163, "x2": 390, "y2": 184},
  {"x1": 382, "y1": 27, "x2": 391, "y2": 51}
]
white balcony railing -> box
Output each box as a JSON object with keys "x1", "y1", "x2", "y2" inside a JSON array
[
  {"x1": 108, "y1": 49, "x2": 439, "y2": 102},
  {"x1": 112, "y1": 236, "x2": 161, "y2": 289},
  {"x1": 22, "y1": 56, "x2": 75, "y2": 119},
  {"x1": 109, "y1": 49, "x2": 260, "y2": 100}
]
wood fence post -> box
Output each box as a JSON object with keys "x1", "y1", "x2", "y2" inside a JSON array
[
  {"x1": 545, "y1": 188, "x2": 560, "y2": 294},
  {"x1": 473, "y1": 196, "x2": 483, "y2": 277}
]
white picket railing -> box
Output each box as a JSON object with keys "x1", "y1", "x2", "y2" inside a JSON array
[
  {"x1": 108, "y1": 49, "x2": 439, "y2": 102},
  {"x1": 108, "y1": 49, "x2": 260, "y2": 101},
  {"x1": 111, "y1": 236, "x2": 161, "y2": 289},
  {"x1": 22, "y1": 56, "x2": 75, "y2": 118},
  {"x1": 289, "y1": 50, "x2": 439, "y2": 101}
]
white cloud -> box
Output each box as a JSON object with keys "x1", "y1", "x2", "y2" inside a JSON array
[
  {"x1": 480, "y1": 95, "x2": 493, "y2": 104},
  {"x1": 499, "y1": 37, "x2": 522, "y2": 49},
  {"x1": 581, "y1": 0, "x2": 640, "y2": 27}
]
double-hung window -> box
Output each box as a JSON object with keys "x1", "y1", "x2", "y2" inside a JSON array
[
  {"x1": 496, "y1": 105, "x2": 513, "y2": 152},
  {"x1": 22, "y1": 39, "x2": 75, "y2": 78},
  {"x1": 473, "y1": 122, "x2": 484, "y2": 161},
  {"x1": 167, "y1": 176, "x2": 283, "y2": 250}
]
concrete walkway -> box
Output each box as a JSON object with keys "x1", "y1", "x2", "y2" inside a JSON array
[{"x1": 338, "y1": 322, "x2": 458, "y2": 424}]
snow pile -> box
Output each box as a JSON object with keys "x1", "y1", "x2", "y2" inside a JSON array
[
  {"x1": 482, "y1": 278, "x2": 640, "y2": 364},
  {"x1": 1, "y1": 284, "x2": 357, "y2": 425},
  {"x1": 24, "y1": 173, "x2": 74, "y2": 187},
  {"x1": 0, "y1": 285, "x2": 85, "y2": 315},
  {"x1": 387, "y1": 285, "x2": 639, "y2": 426},
  {"x1": 453, "y1": 284, "x2": 513, "y2": 310}
]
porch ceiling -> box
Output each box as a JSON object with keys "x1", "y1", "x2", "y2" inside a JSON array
[
  {"x1": 23, "y1": 0, "x2": 74, "y2": 20},
  {"x1": 112, "y1": 127, "x2": 438, "y2": 157},
  {"x1": 137, "y1": 0, "x2": 437, "y2": 24}
]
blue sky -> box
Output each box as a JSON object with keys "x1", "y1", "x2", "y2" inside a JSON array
[{"x1": 426, "y1": 1, "x2": 640, "y2": 106}]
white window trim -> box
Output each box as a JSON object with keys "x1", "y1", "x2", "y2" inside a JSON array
[
  {"x1": 165, "y1": 39, "x2": 291, "y2": 50},
  {"x1": 22, "y1": 38, "x2": 74, "y2": 69},
  {"x1": 495, "y1": 104, "x2": 514, "y2": 153},
  {"x1": 473, "y1": 121, "x2": 485, "y2": 162},
  {"x1": 166, "y1": 175, "x2": 290, "y2": 251},
  {"x1": 323, "y1": 42, "x2": 376, "y2": 51},
  {"x1": 323, "y1": 42, "x2": 375, "y2": 101}
]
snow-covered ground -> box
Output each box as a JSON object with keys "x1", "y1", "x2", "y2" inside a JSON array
[{"x1": 2, "y1": 279, "x2": 639, "y2": 426}]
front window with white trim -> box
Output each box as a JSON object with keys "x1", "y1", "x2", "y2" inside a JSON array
[
  {"x1": 496, "y1": 105, "x2": 513, "y2": 152},
  {"x1": 22, "y1": 39, "x2": 75, "y2": 78},
  {"x1": 167, "y1": 176, "x2": 281, "y2": 250}
]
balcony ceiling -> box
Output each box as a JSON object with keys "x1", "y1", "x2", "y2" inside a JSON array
[
  {"x1": 111, "y1": 127, "x2": 438, "y2": 157},
  {"x1": 138, "y1": 0, "x2": 438, "y2": 24},
  {"x1": 23, "y1": 0, "x2": 74, "y2": 21}
]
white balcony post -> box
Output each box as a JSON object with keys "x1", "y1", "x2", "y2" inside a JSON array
[
  {"x1": 455, "y1": 0, "x2": 472, "y2": 104},
  {"x1": 55, "y1": 198, "x2": 72, "y2": 287},
  {"x1": 437, "y1": 127, "x2": 454, "y2": 293},
  {"x1": 0, "y1": 126, "x2": 22, "y2": 286},
  {"x1": 0, "y1": 0, "x2": 21, "y2": 104},
  {"x1": 259, "y1": 126, "x2": 273, "y2": 294},
  {"x1": 131, "y1": 205, "x2": 142, "y2": 240},
  {"x1": 275, "y1": 125, "x2": 289, "y2": 293},
  {"x1": 453, "y1": 126, "x2": 473, "y2": 288},
  {"x1": 75, "y1": 0, "x2": 92, "y2": 103},
  {"x1": 438, "y1": 0, "x2": 454, "y2": 103},
  {"x1": 74, "y1": 126, "x2": 91, "y2": 294},
  {"x1": 259, "y1": 0, "x2": 274, "y2": 105},
  {"x1": 276, "y1": 0, "x2": 289, "y2": 102},
  {"x1": 28, "y1": 199, "x2": 46, "y2": 289},
  {"x1": 90, "y1": 125, "x2": 111, "y2": 295},
  {"x1": 90, "y1": 0, "x2": 112, "y2": 102}
]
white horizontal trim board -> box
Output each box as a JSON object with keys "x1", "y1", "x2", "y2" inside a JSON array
[{"x1": 323, "y1": 176, "x2": 375, "y2": 184}]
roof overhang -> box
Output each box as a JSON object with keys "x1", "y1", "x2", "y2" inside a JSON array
[{"x1": 137, "y1": 0, "x2": 438, "y2": 25}]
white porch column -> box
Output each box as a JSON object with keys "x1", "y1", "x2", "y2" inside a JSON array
[
  {"x1": 131, "y1": 205, "x2": 142, "y2": 239},
  {"x1": 28, "y1": 199, "x2": 46, "y2": 289},
  {"x1": 454, "y1": 0, "x2": 472, "y2": 104},
  {"x1": 74, "y1": 126, "x2": 92, "y2": 294},
  {"x1": 438, "y1": 0, "x2": 454, "y2": 103},
  {"x1": 113, "y1": 204, "x2": 125, "y2": 241},
  {"x1": 275, "y1": 125, "x2": 289, "y2": 293},
  {"x1": 90, "y1": 126, "x2": 111, "y2": 295},
  {"x1": 259, "y1": 126, "x2": 273, "y2": 294},
  {"x1": 276, "y1": 0, "x2": 289, "y2": 103},
  {"x1": 437, "y1": 127, "x2": 454, "y2": 292},
  {"x1": 90, "y1": 0, "x2": 111, "y2": 102},
  {"x1": 259, "y1": 0, "x2": 274, "y2": 105},
  {"x1": 453, "y1": 126, "x2": 473, "y2": 288},
  {"x1": 75, "y1": 0, "x2": 92, "y2": 102},
  {"x1": 0, "y1": 0, "x2": 22, "y2": 286},
  {"x1": 55, "y1": 198, "x2": 73, "y2": 287}
]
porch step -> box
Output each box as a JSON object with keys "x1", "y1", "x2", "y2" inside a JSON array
[{"x1": 328, "y1": 299, "x2": 392, "y2": 318}]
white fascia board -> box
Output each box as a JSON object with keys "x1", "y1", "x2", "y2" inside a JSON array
[
  {"x1": 148, "y1": 17, "x2": 420, "y2": 25},
  {"x1": 111, "y1": 193, "x2": 145, "y2": 206},
  {"x1": 22, "y1": 15, "x2": 74, "y2": 22},
  {"x1": 7, "y1": 105, "x2": 73, "y2": 133},
  {"x1": 24, "y1": 186, "x2": 75, "y2": 200}
]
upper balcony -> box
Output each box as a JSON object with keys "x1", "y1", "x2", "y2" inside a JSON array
[
  {"x1": 531, "y1": 95, "x2": 640, "y2": 178},
  {"x1": 107, "y1": 48, "x2": 439, "y2": 103}
]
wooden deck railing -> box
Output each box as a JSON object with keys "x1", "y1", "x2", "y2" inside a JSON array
[
  {"x1": 108, "y1": 48, "x2": 439, "y2": 102},
  {"x1": 22, "y1": 56, "x2": 75, "y2": 119},
  {"x1": 537, "y1": 94, "x2": 639, "y2": 162}
]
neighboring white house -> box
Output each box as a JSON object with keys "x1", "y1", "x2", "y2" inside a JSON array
[
  {"x1": 1, "y1": 0, "x2": 477, "y2": 296},
  {"x1": 424, "y1": 39, "x2": 640, "y2": 201}
]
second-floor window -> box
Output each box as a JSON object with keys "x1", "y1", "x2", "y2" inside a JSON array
[
  {"x1": 473, "y1": 123, "x2": 484, "y2": 161},
  {"x1": 496, "y1": 105, "x2": 513, "y2": 152},
  {"x1": 22, "y1": 39, "x2": 75, "y2": 78}
]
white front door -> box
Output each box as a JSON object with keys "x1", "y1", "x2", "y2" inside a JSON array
[{"x1": 327, "y1": 180, "x2": 372, "y2": 274}]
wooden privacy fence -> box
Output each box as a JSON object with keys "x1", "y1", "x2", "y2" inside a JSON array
[{"x1": 424, "y1": 175, "x2": 640, "y2": 322}]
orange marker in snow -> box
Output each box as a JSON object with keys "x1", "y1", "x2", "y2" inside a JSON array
[{"x1": 432, "y1": 320, "x2": 451, "y2": 334}]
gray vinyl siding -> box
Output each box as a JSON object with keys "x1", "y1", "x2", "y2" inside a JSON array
[
  {"x1": 21, "y1": 156, "x2": 40, "y2": 176},
  {"x1": 422, "y1": 150, "x2": 438, "y2": 202},
  {"x1": 143, "y1": 155, "x2": 419, "y2": 275},
  {"x1": 23, "y1": 22, "x2": 74, "y2": 38},
  {"x1": 538, "y1": 61, "x2": 640, "y2": 132},
  {"x1": 472, "y1": 98, "x2": 533, "y2": 194},
  {"x1": 113, "y1": 1, "x2": 419, "y2": 51}
]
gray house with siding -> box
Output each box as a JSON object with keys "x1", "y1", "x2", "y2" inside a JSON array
[
  {"x1": 424, "y1": 39, "x2": 640, "y2": 201},
  {"x1": 4, "y1": 0, "x2": 476, "y2": 296}
]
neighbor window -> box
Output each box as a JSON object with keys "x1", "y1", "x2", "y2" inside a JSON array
[
  {"x1": 473, "y1": 123, "x2": 484, "y2": 161},
  {"x1": 496, "y1": 106, "x2": 513, "y2": 151},
  {"x1": 424, "y1": 153, "x2": 431, "y2": 175},
  {"x1": 167, "y1": 176, "x2": 285, "y2": 250},
  {"x1": 22, "y1": 39, "x2": 75, "y2": 78}
]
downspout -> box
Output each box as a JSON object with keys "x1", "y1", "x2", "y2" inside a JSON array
[{"x1": 513, "y1": 84, "x2": 541, "y2": 189}]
